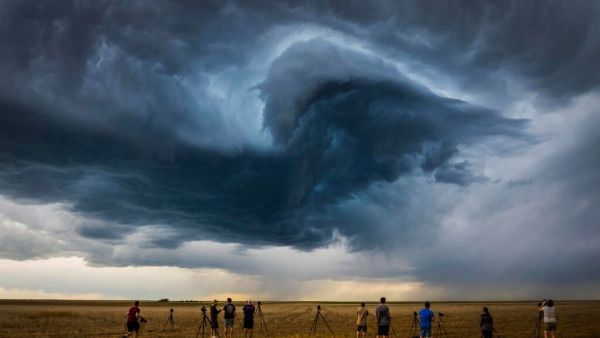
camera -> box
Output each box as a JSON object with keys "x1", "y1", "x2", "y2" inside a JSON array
[
  {"x1": 139, "y1": 317, "x2": 148, "y2": 323},
  {"x1": 201, "y1": 306, "x2": 207, "y2": 313},
  {"x1": 438, "y1": 312, "x2": 445, "y2": 317}
]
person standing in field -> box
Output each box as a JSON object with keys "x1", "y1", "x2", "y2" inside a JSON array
[
  {"x1": 480, "y1": 307, "x2": 493, "y2": 338},
  {"x1": 223, "y1": 297, "x2": 236, "y2": 338},
  {"x1": 356, "y1": 302, "x2": 369, "y2": 338},
  {"x1": 210, "y1": 299, "x2": 221, "y2": 337},
  {"x1": 540, "y1": 299, "x2": 557, "y2": 338},
  {"x1": 123, "y1": 300, "x2": 144, "y2": 338},
  {"x1": 242, "y1": 300, "x2": 256, "y2": 337},
  {"x1": 376, "y1": 297, "x2": 391, "y2": 338},
  {"x1": 419, "y1": 301, "x2": 434, "y2": 338}
]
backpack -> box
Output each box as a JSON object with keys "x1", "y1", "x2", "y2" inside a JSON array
[{"x1": 224, "y1": 303, "x2": 236, "y2": 318}]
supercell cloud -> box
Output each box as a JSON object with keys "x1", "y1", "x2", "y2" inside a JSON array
[{"x1": 1, "y1": 0, "x2": 599, "y2": 299}]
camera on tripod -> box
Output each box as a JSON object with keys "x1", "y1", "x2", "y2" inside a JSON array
[
  {"x1": 438, "y1": 312, "x2": 445, "y2": 317},
  {"x1": 139, "y1": 317, "x2": 148, "y2": 323},
  {"x1": 201, "y1": 306, "x2": 207, "y2": 313}
]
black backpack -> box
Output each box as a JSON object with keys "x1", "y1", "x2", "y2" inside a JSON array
[{"x1": 224, "y1": 304, "x2": 236, "y2": 318}]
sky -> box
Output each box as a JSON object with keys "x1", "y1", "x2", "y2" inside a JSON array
[{"x1": 1, "y1": 0, "x2": 600, "y2": 301}]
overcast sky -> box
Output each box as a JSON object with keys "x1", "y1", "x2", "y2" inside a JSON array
[{"x1": 1, "y1": 0, "x2": 600, "y2": 301}]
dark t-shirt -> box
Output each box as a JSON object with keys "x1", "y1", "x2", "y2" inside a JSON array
[
  {"x1": 376, "y1": 304, "x2": 390, "y2": 326},
  {"x1": 480, "y1": 313, "x2": 493, "y2": 331},
  {"x1": 223, "y1": 303, "x2": 236, "y2": 319},
  {"x1": 243, "y1": 304, "x2": 256, "y2": 321},
  {"x1": 210, "y1": 304, "x2": 221, "y2": 322},
  {"x1": 127, "y1": 306, "x2": 140, "y2": 323}
]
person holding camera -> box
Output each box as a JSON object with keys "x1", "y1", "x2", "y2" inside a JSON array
[
  {"x1": 376, "y1": 297, "x2": 391, "y2": 338},
  {"x1": 123, "y1": 300, "x2": 145, "y2": 338},
  {"x1": 480, "y1": 307, "x2": 493, "y2": 338},
  {"x1": 540, "y1": 299, "x2": 557, "y2": 338},
  {"x1": 210, "y1": 299, "x2": 221, "y2": 336},
  {"x1": 419, "y1": 301, "x2": 434, "y2": 338}
]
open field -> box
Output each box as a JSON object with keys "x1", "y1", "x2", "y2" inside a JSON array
[{"x1": 0, "y1": 300, "x2": 598, "y2": 337}]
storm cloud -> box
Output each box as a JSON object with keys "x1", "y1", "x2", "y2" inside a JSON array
[
  {"x1": 1, "y1": 0, "x2": 600, "y2": 298},
  {"x1": 0, "y1": 38, "x2": 528, "y2": 249}
]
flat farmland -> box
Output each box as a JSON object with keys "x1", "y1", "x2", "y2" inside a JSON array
[{"x1": 0, "y1": 300, "x2": 598, "y2": 337}]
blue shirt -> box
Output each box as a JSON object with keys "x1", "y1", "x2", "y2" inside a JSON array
[{"x1": 419, "y1": 308, "x2": 434, "y2": 329}]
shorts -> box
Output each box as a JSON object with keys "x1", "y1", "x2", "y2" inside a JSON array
[
  {"x1": 356, "y1": 325, "x2": 367, "y2": 333},
  {"x1": 224, "y1": 318, "x2": 235, "y2": 328},
  {"x1": 545, "y1": 322, "x2": 557, "y2": 331},
  {"x1": 127, "y1": 321, "x2": 140, "y2": 332},
  {"x1": 244, "y1": 319, "x2": 254, "y2": 329},
  {"x1": 420, "y1": 328, "x2": 431, "y2": 337},
  {"x1": 377, "y1": 325, "x2": 389, "y2": 336}
]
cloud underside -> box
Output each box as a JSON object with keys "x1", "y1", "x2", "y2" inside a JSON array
[
  {"x1": 0, "y1": 51, "x2": 527, "y2": 249},
  {"x1": 1, "y1": 0, "x2": 600, "y2": 294}
]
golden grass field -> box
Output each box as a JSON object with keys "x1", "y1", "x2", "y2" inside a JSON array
[{"x1": 0, "y1": 300, "x2": 598, "y2": 337}]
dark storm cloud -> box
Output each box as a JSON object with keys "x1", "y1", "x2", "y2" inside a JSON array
[
  {"x1": 310, "y1": 0, "x2": 600, "y2": 100},
  {"x1": 434, "y1": 161, "x2": 488, "y2": 186},
  {"x1": 0, "y1": 0, "x2": 598, "y2": 270},
  {"x1": 0, "y1": 35, "x2": 527, "y2": 250}
]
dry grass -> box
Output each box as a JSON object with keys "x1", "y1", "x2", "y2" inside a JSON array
[{"x1": 0, "y1": 300, "x2": 598, "y2": 337}]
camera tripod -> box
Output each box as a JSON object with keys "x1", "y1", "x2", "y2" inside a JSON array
[
  {"x1": 308, "y1": 305, "x2": 334, "y2": 336},
  {"x1": 162, "y1": 308, "x2": 175, "y2": 332},
  {"x1": 433, "y1": 313, "x2": 449, "y2": 338},
  {"x1": 532, "y1": 309, "x2": 543, "y2": 338},
  {"x1": 196, "y1": 306, "x2": 217, "y2": 338},
  {"x1": 407, "y1": 311, "x2": 420, "y2": 338},
  {"x1": 254, "y1": 301, "x2": 270, "y2": 336}
]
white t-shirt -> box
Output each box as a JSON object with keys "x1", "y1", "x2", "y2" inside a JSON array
[{"x1": 543, "y1": 306, "x2": 556, "y2": 323}]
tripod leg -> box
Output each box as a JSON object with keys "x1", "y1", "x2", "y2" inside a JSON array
[
  {"x1": 318, "y1": 312, "x2": 335, "y2": 335},
  {"x1": 310, "y1": 313, "x2": 319, "y2": 336},
  {"x1": 259, "y1": 311, "x2": 269, "y2": 336},
  {"x1": 441, "y1": 322, "x2": 449, "y2": 338}
]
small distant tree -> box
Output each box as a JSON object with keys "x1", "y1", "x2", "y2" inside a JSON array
[{"x1": 159, "y1": 298, "x2": 170, "y2": 302}]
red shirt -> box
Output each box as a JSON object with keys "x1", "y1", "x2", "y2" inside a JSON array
[{"x1": 127, "y1": 306, "x2": 140, "y2": 322}]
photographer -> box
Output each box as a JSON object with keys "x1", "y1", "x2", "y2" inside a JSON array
[
  {"x1": 539, "y1": 299, "x2": 557, "y2": 338},
  {"x1": 223, "y1": 297, "x2": 236, "y2": 338},
  {"x1": 123, "y1": 301, "x2": 145, "y2": 338},
  {"x1": 419, "y1": 302, "x2": 434, "y2": 338},
  {"x1": 210, "y1": 299, "x2": 221, "y2": 336},
  {"x1": 480, "y1": 307, "x2": 493, "y2": 338},
  {"x1": 376, "y1": 297, "x2": 391, "y2": 338},
  {"x1": 356, "y1": 302, "x2": 369, "y2": 338},
  {"x1": 243, "y1": 300, "x2": 256, "y2": 338}
]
